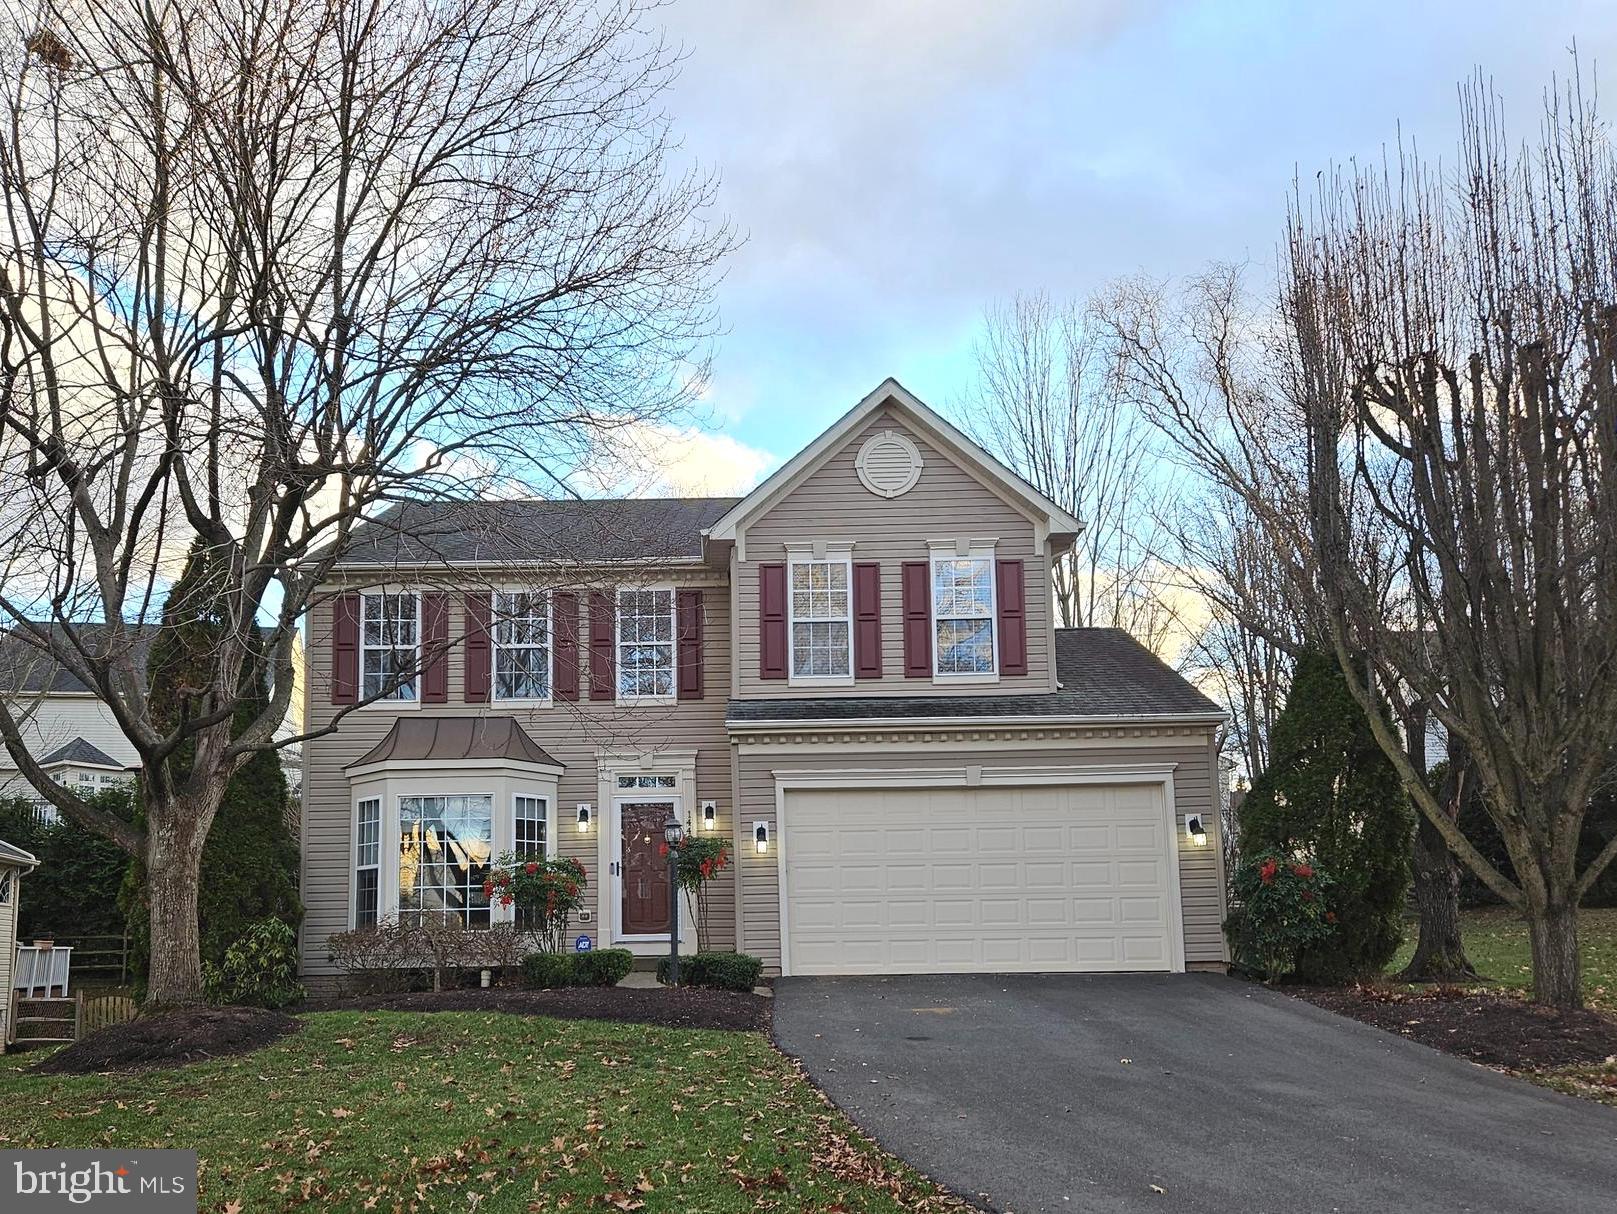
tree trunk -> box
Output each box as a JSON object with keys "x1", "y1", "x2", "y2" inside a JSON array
[
  {"x1": 1397, "y1": 811, "x2": 1477, "y2": 981},
  {"x1": 1527, "y1": 898, "x2": 1582, "y2": 1010},
  {"x1": 143, "y1": 817, "x2": 208, "y2": 1007}
]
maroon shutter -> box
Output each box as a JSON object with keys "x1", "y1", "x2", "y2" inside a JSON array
[
  {"x1": 463, "y1": 592, "x2": 491, "y2": 702},
  {"x1": 552, "y1": 591, "x2": 579, "y2": 702},
  {"x1": 853, "y1": 562, "x2": 882, "y2": 679},
  {"x1": 589, "y1": 591, "x2": 615, "y2": 699},
  {"x1": 996, "y1": 559, "x2": 1027, "y2": 676},
  {"x1": 677, "y1": 588, "x2": 704, "y2": 700},
  {"x1": 759, "y1": 563, "x2": 787, "y2": 680},
  {"x1": 421, "y1": 592, "x2": 448, "y2": 703},
  {"x1": 331, "y1": 592, "x2": 359, "y2": 704},
  {"x1": 901, "y1": 561, "x2": 931, "y2": 677}
]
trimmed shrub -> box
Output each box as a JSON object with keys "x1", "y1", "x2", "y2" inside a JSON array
[
  {"x1": 657, "y1": 951, "x2": 763, "y2": 991},
  {"x1": 520, "y1": 952, "x2": 577, "y2": 989},
  {"x1": 572, "y1": 948, "x2": 634, "y2": 986},
  {"x1": 519, "y1": 948, "x2": 634, "y2": 988},
  {"x1": 1234, "y1": 650, "x2": 1412, "y2": 982},
  {"x1": 204, "y1": 918, "x2": 304, "y2": 1008},
  {"x1": 1225, "y1": 850, "x2": 1337, "y2": 982}
]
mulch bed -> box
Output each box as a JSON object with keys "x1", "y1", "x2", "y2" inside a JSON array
[
  {"x1": 31, "y1": 1006, "x2": 300, "y2": 1075},
  {"x1": 1292, "y1": 983, "x2": 1617, "y2": 1069},
  {"x1": 299, "y1": 985, "x2": 771, "y2": 1032}
]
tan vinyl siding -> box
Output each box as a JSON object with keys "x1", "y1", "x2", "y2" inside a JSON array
[
  {"x1": 733, "y1": 404, "x2": 1056, "y2": 697},
  {"x1": 732, "y1": 730, "x2": 1225, "y2": 973},
  {"x1": 301, "y1": 581, "x2": 734, "y2": 977}
]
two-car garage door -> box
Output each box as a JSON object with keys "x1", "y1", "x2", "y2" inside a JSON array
[{"x1": 781, "y1": 782, "x2": 1182, "y2": 975}]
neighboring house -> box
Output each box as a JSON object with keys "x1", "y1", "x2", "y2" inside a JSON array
[
  {"x1": 0, "y1": 624, "x2": 306, "y2": 820},
  {"x1": 300, "y1": 379, "x2": 1229, "y2": 984},
  {"x1": 0, "y1": 837, "x2": 39, "y2": 1047}
]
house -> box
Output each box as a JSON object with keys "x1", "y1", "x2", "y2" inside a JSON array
[
  {"x1": 0, "y1": 837, "x2": 39, "y2": 1048},
  {"x1": 0, "y1": 624, "x2": 307, "y2": 818},
  {"x1": 299, "y1": 379, "x2": 1228, "y2": 984}
]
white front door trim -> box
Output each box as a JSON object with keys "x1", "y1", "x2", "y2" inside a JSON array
[{"x1": 773, "y1": 762, "x2": 1185, "y2": 977}]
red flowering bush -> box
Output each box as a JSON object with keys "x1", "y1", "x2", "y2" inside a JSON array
[
  {"x1": 1225, "y1": 848, "x2": 1337, "y2": 983},
  {"x1": 670, "y1": 834, "x2": 730, "y2": 952},
  {"x1": 487, "y1": 853, "x2": 588, "y2": 954}
]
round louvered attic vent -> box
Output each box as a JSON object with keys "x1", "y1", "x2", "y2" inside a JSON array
[{"x1": 855, "y1": 429, "x2": 924, "y2": 499}]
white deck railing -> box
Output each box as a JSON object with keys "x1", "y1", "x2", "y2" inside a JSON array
[{"x1": 13, "y1": 945, "x2": 72, "y2": 998}]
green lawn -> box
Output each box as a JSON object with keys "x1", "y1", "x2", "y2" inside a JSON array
[
  {"x1": 1389, "y1": 905, "x2": 1617, "y2": 1010},
  {"x1": 0, "y1": 1011, "x2": 962, "y2": 1213}
]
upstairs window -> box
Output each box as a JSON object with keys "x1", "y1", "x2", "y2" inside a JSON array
[
  {"x1": 932, "y1": 554, "x2": 996, "y2": 676},
  {"x1": 618, "y1": 589, "x2": 674, "y2": 698},
  {"x1": 493, "y1": 591, "x2": 550, "y2": 701},
  {"x1": 361, "y1": 592, "x2": 418, "y2": 700},
  {"x1": 789, "y1": 558, "x2": 851, "y2": 679}
]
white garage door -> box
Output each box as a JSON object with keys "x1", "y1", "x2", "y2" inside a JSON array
[{"x1": 781, "y1": 782, "x2": 1182, "y2": 975}]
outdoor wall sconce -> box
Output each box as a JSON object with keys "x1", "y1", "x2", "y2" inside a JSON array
[
  {"x1": 701, "y1": 800, "x2": 717, "y2": 831},
  {"x1": 577, "y1": 803, "x2": 593, "y2": 833},
  {"x1": 1185, "y1": 814, "x2": 1208, "y2": 847},
  {"x1": 754, "y1": 821, "x2": 770, "y2": 854}
]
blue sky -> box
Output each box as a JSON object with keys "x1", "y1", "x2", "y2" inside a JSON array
[{"x1": 648, "y1": 0, "x2": 1616, "y2": 489}]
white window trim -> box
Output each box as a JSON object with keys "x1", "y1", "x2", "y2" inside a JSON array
[
  {"x1": 359, "y1": 588, "x2": 422, "y2": 709},
  {"x1": 928, "y1": 542, "x2": 999, "y2": 685},
  {"x1": 786, "y1": 550, "x2": 855, "y2": 687},
  {"x1": 615, "y1": 584, "x2": 677, "y2": 704},
  {"x1": 491, "y1": 588, "x2": 554, "y2": 706}
]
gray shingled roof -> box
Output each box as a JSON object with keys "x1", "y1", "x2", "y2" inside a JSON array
[
  {"x1": 334, "y1": 497, "x2": 742, "y2": 567},
  {"x1": 726, "y1": 628, "x2": 1224, "y2": 724},
  {"x1": 38, "y1": 738, "x2": 127, "y2": 769},
  {"x1": 0, "y1": 624, "x2": 156, "y2": 695},
  {"x1": 348, "y1": 716, "x2": 564, "y2": 770}
]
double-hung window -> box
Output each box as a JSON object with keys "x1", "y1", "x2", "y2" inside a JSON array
[
  {"x1": 789, "y1": 558, "x2": 852, "y2": 679},
  {"x1": 513, "y1": 794, "x2": 549, "y2": 930},
  {"x1": 354, "y1": 798, "x2": 380, "y2": 927},
  {"x1": 361, "y1": 592, "x2": 419, "y2": 700},
  {"x1": 493, "y1": 591, "x2": 550, "y2": 701},
  {"x1": 617, "y1": 589, "x2": 674, "y2": 698},
  {"x1": 932, "y1": 552, "x2": 996, "y2": 676}
]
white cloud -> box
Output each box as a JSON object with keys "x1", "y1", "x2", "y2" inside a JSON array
[{"x1": 573, "y1": 422, "x2": 778, "y2": 498}]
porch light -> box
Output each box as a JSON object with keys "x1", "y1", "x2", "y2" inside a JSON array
[
  {"x1": 701, "y1": 800, "x2": 717, "y2": 831},
  {"x1": 1186, "y1": 814, "x2": 1208, "y2": 847},
  {"x1": 663, "y1": 816, "x2": 686, "y2": 848},
  {"x1": 754, "y1": 821, "x2": 770, "y2": 854},
  {"x1": 577, "y1": 803, "x2": 592, "y2": 833}
]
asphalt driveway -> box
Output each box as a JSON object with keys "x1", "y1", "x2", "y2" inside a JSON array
[{"x1": 772, "y1": 973, "x2": 1617, "y2": 1214}]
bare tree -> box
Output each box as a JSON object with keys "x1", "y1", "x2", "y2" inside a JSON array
[
  {"x1": 1102, "y1": 67, "x2": 1617, "y2": 1008},
  {"x1": 962, "y1": 293, "x2": 1173, "y2": 644},
  {"x1": 0, "y1": 0, "x2": 732, "y2": 1005}
]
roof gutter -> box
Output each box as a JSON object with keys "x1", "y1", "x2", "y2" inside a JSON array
[{"x1": 725, "y1": 710, "x2": 1228, "y2": 733}]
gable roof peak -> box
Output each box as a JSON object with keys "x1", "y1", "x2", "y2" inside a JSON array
[{"x1": 702, "y1": 377, "x2": 1084, "y2": 545}]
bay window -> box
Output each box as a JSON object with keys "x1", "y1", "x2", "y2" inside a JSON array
[
  {"x1": 398, "y1": 794, "x2": 493, "y2": 927},
  {"x1": 354, "y1": 797, "x2": 380, "y2": 927},
  {"x1": 789, "y1": 558, "x2": 852, "y2": 679},
  {"x1": 932, "y1": 552, "x2": 996, "y2": 676},
  {"x1": 361, "y1": 592, "x2": 419, "y2": 700},
  {"x1": 617, "y1": 589, "x2": 674, "y2": 698},
  {"x1": 493, "y1": 591, "x2": 550, "y2": 701}
]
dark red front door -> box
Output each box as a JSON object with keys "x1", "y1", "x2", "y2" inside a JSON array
[{"x1": 621, "y1": 801, "x2": 673, "y2": 935}]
